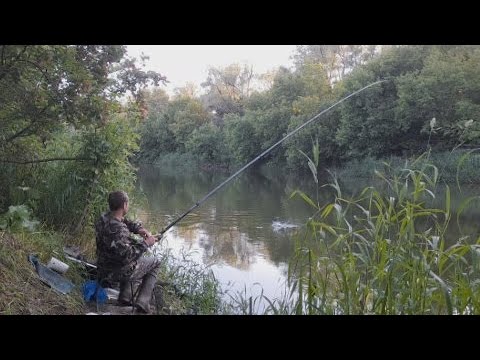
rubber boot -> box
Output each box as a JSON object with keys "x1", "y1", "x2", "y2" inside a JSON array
[
  {"x1": 117, "y1": 280, "x2": 135, "y2": 306},
  {"x1": 134, "y1": 274, "x2": 157, "y2": 313}
]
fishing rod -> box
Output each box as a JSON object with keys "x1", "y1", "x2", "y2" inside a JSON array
[{"x1": 153, "y1": 79, "x2": 388, "y2": 239}]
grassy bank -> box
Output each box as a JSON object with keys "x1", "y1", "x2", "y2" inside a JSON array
[
  {"x1": 0, "y1": 226, "x2": 226, "y2": 315},
  {"x1": 0, "y1": 230, "x2": 87, "y2": 315}
]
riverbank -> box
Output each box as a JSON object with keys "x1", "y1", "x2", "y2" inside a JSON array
[
  {"x1": 0, "y1": 229, "x2": 225, "y2": 315},
  {"x1": 0, "y1": 230, "x2": 86, "y2": 314},
  {"x1": 139, "y1": 149, "x2": 480, "y2": 186}
]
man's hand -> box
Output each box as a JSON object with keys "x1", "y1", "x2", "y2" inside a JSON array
[
  {"x1": 138, "y1": 228, "x2": 152, "y2": 239},
  {"x1": 144, "y1": 235, "x2": 156, "y2": 247}
]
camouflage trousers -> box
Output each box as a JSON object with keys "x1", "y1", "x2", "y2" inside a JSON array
[
  {"x1": 128, "y1": 255, "x2": 161, "y2": 282},
  {"x1": 98, "y1": 255, "x2": 161, "y2": 287}
]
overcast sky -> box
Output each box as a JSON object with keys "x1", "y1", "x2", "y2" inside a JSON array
[{"x1": 127, "y1": 45, "x2": 297, "y2": 94}]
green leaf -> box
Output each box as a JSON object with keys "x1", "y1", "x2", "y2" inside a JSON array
[
  {"x1": 290, "y1": 190, "x2": 318, "y2": 209},
  {"x1": 456, "y1": 149, "x2": 480, "y2": 192},
  {"x1": 312, "y1": 138, "x2": 320, "y2": 168},
  {"x1": 445, "y1": 184, "x2": 451, "y2": 223},
  {"x1": 429, "y1": 271, "x2": 452, "y2": 315}
]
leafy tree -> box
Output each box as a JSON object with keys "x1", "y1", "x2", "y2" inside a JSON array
[
  {"x1": 0, "y1": 46, "x2": 165, "y2": 153},
  {"x1": 185, "y1": 123, "x2": 229, "y2": 164},
  {"x1": 335, "y1": 46, "x2": 431, "y2": 158},
  {"x1": 167, "y1": 97, "x2": 212, "y2": 152},
  {"x1": 224, "y1": 114, "x2": 260, "y2": 165},
  {"x1": 142, "y1": 88, "x2": 170, "y2": 117},
  {"x1": 0, "y1": 45, "x2": 166, "y2": 230},
  {"x1": 293, "y1": 45, "x2": 382, "y2": 83},
  {"x1": 396, "y1": 46, "x2": 480, "y2": 151},
  {"x1": 200, "y1": 63, "x2": 255, "y2": 118}
]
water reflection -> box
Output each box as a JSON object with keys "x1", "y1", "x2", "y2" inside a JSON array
[
  {"x1": 137, "y1": 165, "x2": 312, "y2": 267},
  {"x1": 136, "y1": 165, "x2": 311, "y2": 304}
]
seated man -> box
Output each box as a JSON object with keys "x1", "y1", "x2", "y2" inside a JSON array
[{"x1": 95, "y1": 190, "x2": 160, "y2": 313}]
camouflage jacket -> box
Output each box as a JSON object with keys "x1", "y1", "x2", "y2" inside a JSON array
[{"x1": 95, "y1": 211, "x2": 149, "y2": 282}]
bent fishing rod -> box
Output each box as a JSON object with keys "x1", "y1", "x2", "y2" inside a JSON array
[{"x1": 153, "y1": 79, "x2": 388, "y2": 239}]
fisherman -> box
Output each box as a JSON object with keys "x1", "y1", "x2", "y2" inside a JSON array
[{"x1": 95, "y1": 190, "x2": 160, "y2": 313}]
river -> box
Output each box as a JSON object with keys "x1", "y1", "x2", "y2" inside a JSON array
[{"x1": 136, "y1": 163, "x2": 480, "y2": 313}]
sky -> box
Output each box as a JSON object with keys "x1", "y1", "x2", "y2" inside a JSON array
[{"x1": 126, "y1": 45, "x2": 297, "y2": 94}]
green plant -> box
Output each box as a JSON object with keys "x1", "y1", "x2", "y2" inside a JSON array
[
  {"x1": 0, "y1": 205, "x2": 39, "y2": 232},
  {"x1": 285, "y1": 150, "x2": 480, "y2": 314}
]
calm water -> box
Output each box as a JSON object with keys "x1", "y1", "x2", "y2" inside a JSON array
[{"x1": 136, "y1": 164, "x2": 480, "y2": 312}]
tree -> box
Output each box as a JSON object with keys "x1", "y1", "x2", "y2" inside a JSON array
[
  {"x1": 293, "y1": 45, "x2": 382, "y2": 84},
  {"x1": 185, "y1": 123, "x2": 229, "y2": 164},
  {"x1": 200, "y1": 63, "x2": 255, "y2": 118},
  {"x1": 269, "y1": 67, "x2": 306, "y2": 105},
  {"x1": 142, "y1": 88, "x2": 170, "y2": 117},
  {"x1": 170, "y1": 98, "x2": 211, "y2": 151},
  {"x1": 335, "y1": 45, "x2": 432, "y2": 159},
  {"x1": 224, "y1": 114, "x2": 260, "y2": 164},
  {"x1": 174, "y1": 82, "x2": 200, "y2": 99},
  {"x1": 0, "y1": 45, "x2": 166, "y2": 158},
  {"x1": 139, "y1": 111, "x2": 178, "y2": 162},
  {"x1": 0, "y1": 45, "x2": 166, "y2": 228},
  {"x1": 396, "y1": 46, "x2": 480, "y2": 151}
]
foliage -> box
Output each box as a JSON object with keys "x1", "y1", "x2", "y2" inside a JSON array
[
  {"x1": 137, "y1": 45, "x2": 480, "y2": 177},
  {"x1": 200, "y1": 63, "x2": 255, "y2": 118},
  {"x1": 31, "y1": 111, "x2": 141, "y2": 236},
  {"x1": 283, "y1": 152, "x2": 480, "y2": 314},
  {"x1": 185, "y1": 123, "x2": 230, "y2": 164},
  {"x1": 0, "y1": 205, "x2": 39, "y2": 232},
  {"x1": 0, "y1": 45, "x2": 164, "y2": 234}
]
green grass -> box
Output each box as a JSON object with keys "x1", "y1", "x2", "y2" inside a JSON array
[
  {"x1": 150, "y1": 245, "x2": 224, "y2": 314},
  {"x1": 0, "y1": 225, "x2": 228, "y2": 315},
  {"x1": 0, "y1": 229, "x2": 87, "y2": 315},
  {"x1": 297, "y1": 155, "x2": 480, "y2": 314}
]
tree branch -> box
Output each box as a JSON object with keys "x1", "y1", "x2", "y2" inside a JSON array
[
  {"x1": 0, "y1": 46, "x2": 28, "y2": 82},
  {"x1": 0, "y1": 157, "x2": 94, "y2": 164},
  {"x1": 4, "y1": 106, "x2": 48, "y2": 144},
  {"x1": 5, "y1": 120, "x2": 38, "y2": 144}
]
